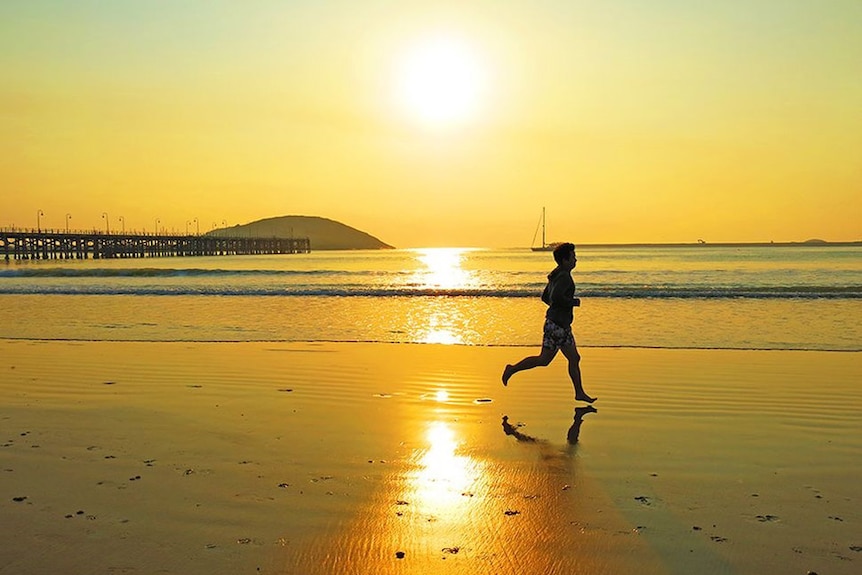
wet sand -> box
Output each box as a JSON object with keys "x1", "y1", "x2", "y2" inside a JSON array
[{"x1": 1, "y1": 341, "x2": 860, "y2": 574}]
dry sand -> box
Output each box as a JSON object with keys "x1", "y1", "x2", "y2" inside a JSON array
[{"x1": 1, "y1": 340, "x2": 860, "y2": 574}]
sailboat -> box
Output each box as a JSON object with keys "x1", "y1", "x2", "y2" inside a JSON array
[{"x1": 531, "y1": 207, "x2": 562, "y2": 252}]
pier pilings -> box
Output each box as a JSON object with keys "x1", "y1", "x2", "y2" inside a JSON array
[{"x1": 1, "y1": 231, "x2": 311, "y2": 261}]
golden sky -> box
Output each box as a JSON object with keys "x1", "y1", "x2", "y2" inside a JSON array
[{"x1": 2, "y1": 1, "x2": 860, "y2": 247}]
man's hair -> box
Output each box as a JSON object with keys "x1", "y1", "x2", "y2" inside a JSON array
[{"x1": 552, "y1": 242, "x2": 576, "y2": 265}]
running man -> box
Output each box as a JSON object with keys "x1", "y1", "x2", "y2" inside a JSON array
[{"x1": 502, "y1": 242, "x2": 596, "y2": 403}]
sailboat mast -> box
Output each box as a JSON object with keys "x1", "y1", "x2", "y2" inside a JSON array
[{"x1": 541, "y1": 207, "x2": 546, "y2": 248}]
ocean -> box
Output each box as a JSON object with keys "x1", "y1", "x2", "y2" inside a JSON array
[{"x1": 1, "y1": 245, "x2": 860, "y2": 351}]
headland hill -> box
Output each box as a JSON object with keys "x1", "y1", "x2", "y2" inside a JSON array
[{"x1": 206, "y1": 216, "x2": 395, "y2": 251}]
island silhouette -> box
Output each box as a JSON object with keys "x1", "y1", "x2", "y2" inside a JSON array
[{"x1": 207, "y1": 215, "x2": 395, "y2": 250}]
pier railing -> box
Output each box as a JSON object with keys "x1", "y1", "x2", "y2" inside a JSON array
[{"x1": 1, "y1": 229, "x2": 311, "y2": 260}]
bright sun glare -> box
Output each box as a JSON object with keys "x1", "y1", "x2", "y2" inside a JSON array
[
  {"x1": 414, "y1": 247, "x2": 475, "y2": 289},
  {"x1": 396, "y1": 35, "x2": 483, "y2": 127}
]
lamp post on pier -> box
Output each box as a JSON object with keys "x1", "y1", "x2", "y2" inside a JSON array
[
  {"x1": 186, "y1": 220, "x2": 191, "y2": 235},
  {"x1": 65, "y1": 213, "x2": 72, "y2": 232},
  {"x1": 194, "y1": 218, "x2": 199, "y2": 236},
  {"x1": 154, "y1": 218, "x2": 160, "y2": 235},
  {"x1": 119, "y1": 216, "x2": 125, "y2": 234},
  {"x1": 102, "y1": 212, "x2": 110, "y2": 234},
  {"x1": 37, "y1": 209, "x2": 44, "y2": 232}
]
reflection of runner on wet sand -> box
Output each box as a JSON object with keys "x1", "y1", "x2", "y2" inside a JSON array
[
  {"x1": 566, "y1": 405, "x2": 597, "y2": 445},
  {"x1": 501, "y1": 415, "x2": 541, "y2": 443},
  {"x1": 501, "y1": 406, "x2": 598, "y2": 445}
]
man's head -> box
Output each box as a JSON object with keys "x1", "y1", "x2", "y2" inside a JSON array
[{"x1": 552, "y1": 242, "x2": 576, "y2": 266}]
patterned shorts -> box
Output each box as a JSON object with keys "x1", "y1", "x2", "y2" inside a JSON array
[{"x1": 542, "y1": 318, "x2": 574, "y2": 350}]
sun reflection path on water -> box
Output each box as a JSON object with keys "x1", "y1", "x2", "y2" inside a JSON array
[
  {"x1": 412, "y1": 248, "x2": 479, "y2": 291},
  {"x1": 422, "y1": 323, "x2": 462, "y2": 345},
  {"x1": 408, "y1": 248, "x2": 481, "y2": 345}
]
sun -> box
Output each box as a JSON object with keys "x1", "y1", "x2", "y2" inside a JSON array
[{"x1": 395, "y1": 35, "x2": 484, "y2": 128}]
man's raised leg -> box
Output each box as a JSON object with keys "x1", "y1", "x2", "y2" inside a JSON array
[{"x1": 502, "y1": 347, "x2": 557, "y2": 386}]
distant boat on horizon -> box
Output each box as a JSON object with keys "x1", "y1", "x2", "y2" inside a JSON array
[{"x1": 531, "y1": 207, "x2": 563, "y2": 252}]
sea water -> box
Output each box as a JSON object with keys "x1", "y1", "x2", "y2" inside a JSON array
[{"x1": 1, "y1": 245, "x2": 860, "y2": 351}]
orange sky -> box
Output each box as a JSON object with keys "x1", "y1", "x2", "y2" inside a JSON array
[{"x1": 2, "y1": 1, "x2": 860, "y2": 247}]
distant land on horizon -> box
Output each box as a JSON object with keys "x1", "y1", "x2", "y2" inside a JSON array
[
  {"x1": 203, "y1": 216, "x2": 860, "y2": 250},
  {"x1": 207, "y1": 216, "x2": 395, "y2": 250},
  {"x1": 576, "y1": 239, "x2": 862, "y2": 249}
]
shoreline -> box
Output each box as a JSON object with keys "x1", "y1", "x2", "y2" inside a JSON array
[
  {"x1": 2, "y1": 341, "x2": 860, "y2": 574},
  {"x1": 1, "y1": 335, "x2": 860, "y2": 353},
  {"x1": 2, "y1": 240, "x2": 861, "y2": 258},
  {"x1": 577, "y1": 240, "x2": 862, "y2": 248}
]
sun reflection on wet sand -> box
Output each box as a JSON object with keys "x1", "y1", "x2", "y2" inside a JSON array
[
  {"x1": 405, "y1": 421, "x2": 482, "y2": 519},
  {"x1": 282, "y1": 344, "x2": 669, "y2": 574},
  {"x1": 300, "y1": 405, "x2": 653, "y2": 574}
]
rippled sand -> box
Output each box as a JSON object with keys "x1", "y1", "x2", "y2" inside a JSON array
[{"x1": 1, "y1": 341, "x2": 860, "y2": 574}]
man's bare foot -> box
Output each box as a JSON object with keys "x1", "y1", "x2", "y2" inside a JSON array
[
  {"x1": 574, "y1": 405, "x2": 598, "y2": 417},
  {"x1": 575, "y1": 393, "x2": 597, "y2": 403},
  {"x1": 502, "y1": 365, "x2": 514, "y2": 386}
]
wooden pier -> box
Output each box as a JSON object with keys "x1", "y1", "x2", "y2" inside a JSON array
[{"x1": 1, "y1": 230, "x2": 311, "y2": 261}]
